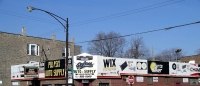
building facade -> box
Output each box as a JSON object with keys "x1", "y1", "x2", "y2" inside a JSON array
[
  {"x1": 180, "y1": 55, "x2": 200, "y2": 64},
  {"x1": 0, "y1": 27, "x2": 82, "y2": 86},
  {"x1": 11, "y1": 53, "x2": 200, "y2": 86}
]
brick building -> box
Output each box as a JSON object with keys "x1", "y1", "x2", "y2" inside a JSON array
[
  {"x1": 0, "y1": 27, "x2": 82, "y2": 86},
  {"x1": 180, "y1": 55, "x2": 200, "y2": 64}
]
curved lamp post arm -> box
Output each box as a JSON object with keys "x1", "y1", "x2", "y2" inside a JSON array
[
  {"x1": 27, "y1": 6, "x2": 69, "y2": 86},
  {"x1": 27, "y1": 6, "x2": 68, "y2": 29}
]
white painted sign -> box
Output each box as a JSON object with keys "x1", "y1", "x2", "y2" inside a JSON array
[
  {"x1": 153, "y1": 77, "x2": 158, "y2": 82},
  {"x1": 11, "y1": 64, "x2": 28, "y2": 79},
  {"x1": 183, "y1": 78, "x2": 188, "y2": 83},
  {"x1": 190, "y1": 63, "x2": 200, "y2": 76},
  {"x1": 97, "y1": 57, "x2": 147, "y2": 76},
  {"x1": 68, "y1": 71, "x2": 73, "y2": 84},
  {"x1": 169, "y1": 62, "x2": 190, "y2": 76},
  {"x1": 73, "y1": 53, "x2": 98, "y2": 79},
  {"x1": 12, "y1": 82, "x2": 20, "y2": 85},
  {"x1": 136, "y1": 76, "x2": 144, "y2": 82},
  {"x1": 97, "y1": 57, "x2": 119, "y2": 76},
  {"x1": 11, "y1": 61, "x2": 44, "y2": 80}
]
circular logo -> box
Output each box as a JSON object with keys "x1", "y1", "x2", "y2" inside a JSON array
[
  {"x1": 150, "y1": 62, "x2": 157, "y2": 71},
  {"x1": 141, "y1": 62, "x2": 147, "y2": 70},
  {"x1": 172, "y1": 63, "x2": 176, "y2": 70},
  {"x1": 137, "y1": 62, "x2": 142, "y2": 70}
]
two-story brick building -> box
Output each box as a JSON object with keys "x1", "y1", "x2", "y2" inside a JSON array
[{"x1": 0, "y1": 27, "x2": 82, "y2": 86}]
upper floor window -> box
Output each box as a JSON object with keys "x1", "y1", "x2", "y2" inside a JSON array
[
  {"x1": 27, "y1": 44, "x2": 39, "y2": 56},
  {"x1": 62, "y1": 47, "x2": 70, "y2": 57}
]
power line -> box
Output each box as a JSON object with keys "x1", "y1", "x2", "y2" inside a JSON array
[
  {"x1": 70, "y1": 0, "x2": 184, "y2": 27},
  {"x1": 75, "y1": 21, "x2": 200, "y2": 44},
  {"x1": 38, "y1": 0, "x2": 185, "y2": 37},
  {"x1": 0, "y1": 0, "x2": 185, "y2": 37},
  {"x1": 0, "y1": 0, "x2": 181, "y2": 27},
  {"x1": 36, "y1": 20, "x2": 199, "y2": 59}
]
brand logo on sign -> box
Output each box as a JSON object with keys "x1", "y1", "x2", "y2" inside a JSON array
[
  {"x1": 172, "y1": 63, "x2": 189, "y2": 73},
  {"x1": 190, "y1": 67, "x2": 200, "y2": 72},
  {"x1": 128, "y1": 61, "x2": 135, "y2": 71},
  {"x1": 76, "y1": 61, "x2": 93, "y2": 69},
  {"x1": 103, "y1": 59, "x2": 116, "y2": 71},
  {"x1": 136, "y1": 62, "x2": 147, "y2": 70},
  {"x1": 150, "y1": 62, "x2": 163, "y2": 73},
  {"x1": 172, "y1": 63, "x2": 176, "y2": 70}
]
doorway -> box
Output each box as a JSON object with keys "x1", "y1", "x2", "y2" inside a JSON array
[
  {"x1": 176, "y1": 83, "x2": 180, "y2": 86},
  {"x1": 83, "y1": 83, "x2": 89, "y2": 86}
]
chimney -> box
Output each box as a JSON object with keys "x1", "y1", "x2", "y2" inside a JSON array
[
  {"x1": 22, "y1": 27, "x2": 26, "y2": 36},
  {"x1": 52, "y1": 34, "x2": 56, "y2": 42},
  {"x1": 71, "y1": 37, "x2": 74, "y2": 43}
]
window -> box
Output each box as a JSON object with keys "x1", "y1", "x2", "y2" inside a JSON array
[
  {"x1": 190, "y1": 78, "x2": 198, "y2": 85},
  {"x1": 62, "y1": 47, "x2": 70, "y2": 57},
  {"x1": 165, "y1": 77, "x2": 170, "y2": 85},
  {"x1": 147, "y1": 77, "x2": 153, "y2": 84},
  {"x1": 27, "y1": 44, "x2": 39, "y2": 56},
  {"x1": 99, "y1": 83, "x2": 109, "y2": 86}
]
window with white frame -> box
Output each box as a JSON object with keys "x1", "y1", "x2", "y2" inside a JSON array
[
  {"x1": 62, "y1": 47, "x2": 70, "y2": 57},
  {"x1": 27, "y1": 44, "x2": 39, "y2": 56}
]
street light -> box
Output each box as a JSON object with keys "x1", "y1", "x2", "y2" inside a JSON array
[
  {"x1": 27, "y1": 6, "x2": 69, "y2": 86},
  {"x1": 175, "y1": 49, "x2": 181, "y2": 62}
]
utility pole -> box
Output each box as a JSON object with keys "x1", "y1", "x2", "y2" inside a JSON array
[
  {"x1": 152, "y1": 46, "x2": 155, "y2": 61},
  {"x1": 66, "y1": 18, "x2": 69, "y2": 86}
]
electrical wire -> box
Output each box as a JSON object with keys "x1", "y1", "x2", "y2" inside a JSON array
[
  {"x1": 75, "y1": 21, "x2": 200, "y2": 44},
  {"x1": 38, "y1": 0, "x2": 185, "y2": 37},
  {"x1": 70, "y1": 0, "x2": 185, "y2": 27},
  {"x1": 0, "y1": 0, "x2": 185, "y2": 37}
]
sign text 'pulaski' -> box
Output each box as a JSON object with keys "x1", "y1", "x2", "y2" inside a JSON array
[{"x1": 45, "y1": 59, "x2": 65, "y2": 78}]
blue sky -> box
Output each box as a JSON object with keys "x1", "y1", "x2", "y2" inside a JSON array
[{"x1": 0, "y1": 0, "x2": 200, "y2": 56}]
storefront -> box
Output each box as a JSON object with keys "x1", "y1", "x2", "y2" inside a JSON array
[{"x1": 11, "y1": 53, "x2": 200, "y2": 86}]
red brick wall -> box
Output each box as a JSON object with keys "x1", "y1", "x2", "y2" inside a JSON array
[
  {"x1": 41, "y1": 80, "x2": 65, "y2": 86},
  {"x1": 17, "y1": 77, "x2": 200, "y2": 86}
]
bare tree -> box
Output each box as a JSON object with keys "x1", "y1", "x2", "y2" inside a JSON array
[
  {"x1": 155, "y1": 48, "x2": 185, "y2": 61},
  {"x1": 87, "y1": 31, "x2": 126, "y2": 57},
  {"x1": 124, "y1": 37, "x2": 149, "y2": 59}
]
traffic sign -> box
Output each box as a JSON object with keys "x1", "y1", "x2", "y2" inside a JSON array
[{"x1": 127, "y1": 75, "x2": 134, "y2": 84}]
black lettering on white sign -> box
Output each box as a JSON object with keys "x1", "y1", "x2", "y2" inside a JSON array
[{"x1": 76, "y1": 61, "x2": 93, "y2": 69}]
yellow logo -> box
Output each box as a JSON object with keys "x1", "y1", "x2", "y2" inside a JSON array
[{"x1": 150, "y1": 62, "x2": 162, "y2": 73}]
